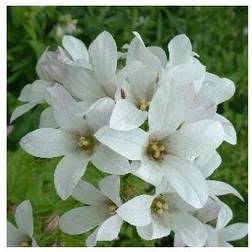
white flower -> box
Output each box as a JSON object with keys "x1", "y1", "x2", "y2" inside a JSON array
[
  {"x1": 20, "y1": 84, "x2": 130, "y2": 200},
  {"x1": 61, "y1": 31, "x2": 144, "y2": 108},
  {"x1": 7, "y1": 200, "x2": 37, "y2": 247},
  {"x1": 159, "y1": 34, "x2": 206, "y2": 88},
  {"x1": 194, "y1": 151, "x2": 244, "y2": 201},
  {"x1": 59, "y1": 175, "x2": 123, "y2": 247},
  {"x1": 175, "y1": 200, "x2": 248, "y2": 247},
  {"x1": 10, "y1": 35, "x2": 89, "y2": 123},
  {"x1": 95, "y1": 83, "x2": 224, "y2": 208},
  {"x1": 116, "y1": 190, "x2": 207, "y2": 247},
  {"x1": 109, "y1": 32, "x2": 165, "y2": 131}
]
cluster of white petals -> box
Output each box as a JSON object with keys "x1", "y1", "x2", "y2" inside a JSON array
[{"x1": 8, "y1": 31, "x2": 247, "y2": 247}]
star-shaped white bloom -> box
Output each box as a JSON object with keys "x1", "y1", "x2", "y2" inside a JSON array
[
  {"x1": 20, "y1": 84, "x2": 130, "y2": 200},
  {"x1": 175, "y1": 199, "x2": 248, "y2": 247},
  {"x1": 59, "y1": 175, "x2": 123, "y2": 247},
  {"x1": 61, "y1": 31, "x2": 144, "y2": 109},
  {"x1": 110, "y1": 33, "x2": 207, "y2": 131},
  {"x1": 116, "y1": 189, "x2": 207, "y2": 247},
  {"x1": 7, "y1": 200, "x2": 38, "y2": 247},
  {"x1": 95, "y1": 83, "x2": 224, "y2": 208}
]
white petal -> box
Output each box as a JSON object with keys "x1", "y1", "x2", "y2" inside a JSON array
[
  {"x1": 137, "y1": 215, "x2": 171, "y2": 240},
  {"x1": 95, "y1": 126, "x2": 148, "y2": 160},
  {"x1": 54, "y1": 152, "x2": 89, "y2": 200},
  {"x1": 96, "y1": 214, "x2": 123, "y2": 241},
  {"x1": 7, "y1": 222, "x2": 28, "y2": 247},
  {"x1": 207, "y1": 180, "x2": 244, "y2": 201},
  {"x1": 19, "y1": 80, "x2": 51, "y2": 103},
  {"x1": 127, "y1": 35, "x2": 162, "y2": 71},
  {"x1": 39, "y1": 106, "x2": 58, "y2": 128},
  {"x1": 184, "y1": 101, "x2": 217, "y2": 125},
  {"x1": 167, "y1": 119, "x2": 224, "y2": 158},
  {"x1": 85, "y1": 97, "x2": 115, "y2": 132},
  {"x1": 116, "y1": 60, "x2": 145, "y2": 84},
  {"x1": 169, "y1": 213, "x2": 207, "y2": 247},
  {"x1": 110, "y1": 99, "x2": 147, "y2": 131},
  {"x1": 72, "y1": 179, "x2": 107, "y2": 205},
  {"x1": 132, "y1": 159, "x2": 164, "y2": 186},
  {"x1": 195, "y1": 151, "x2": 221, "y2": 178},
  {"x1": 10, "y1": 103, "x2": 37, "y2": 123},
  {"x1": 149, "y1": 84, "x2": 186, "y2": 138},
  {"x1": 98, "y1": 175, "x2": 121, "y2": 206},
  {"x1": 128, "y1": 67, "x2": 157, "y2": 101},
  {"x1": 167, "y1": 63, "x2": 206, "y2": 86},
  {"x1": 116, "y1": 195, "x2": 154, "y2": 226},
  {"x1": 91, "y1": 145, "x2": 130, "y2": 175},
  {"x1": 62, "y1": 64, "x2": 105, "y2": 101},
  {"x1": 86, "y1": 227, "x2": 99, "y2": 247},
  {"x1": 214, "y1": 113, "x2": 237, "y2": 145},
  {"x1": 89, "y1": 31, "x2": 117, "y2": 97},
  {"x1": 59, "y1": 206, "x2": 108, "y2": 234},
  {"x1": 148, "y1": 46, "x2": 167, "y2": 67},
  {"x1": 197, "y1": 73, "x2": 235, "y2": 105},
  {"x1": 216, "y1": 202, "x2": 233, "y2": 229},
  {"x1": 173, "y1": 234, "x2": 186, "y2": 247},
  {"x1": 18, "y1": 84, "x2": 33, "y2": 102},
  {"x1": 36, "y1": 47, "x2": 52, "y2": 82},
  {"x1": 164, "y1": 155, "x2": 208, "y2": 208},
  {"x1": 219, "y1": 223, "x2": 248, "y2": 242},
  {"x1": 63, "y1": 35, "x2": 89, "y2": 61},
  {"x1": 48, "y1": 84, "x2": 87, "y2": 133},
  {"x1": 196, "y1": 198, "x2": 221, "y2": 223},
  {"x1": 204, "y1": 224, "x2": 219, "y2": 247},
  {"x1": 20, "y1": 128, "x2": 75, "y2": 158},
  {"x1": 168, "y1": 34, "x2": 193, "y2": 66},
  {"x1": 15, "y1": 200, "x2": 33, "y2": 237}
]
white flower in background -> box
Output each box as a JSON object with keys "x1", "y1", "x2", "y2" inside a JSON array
[
  {"x1": 20, "y1": 84, "x2": 130, "y2": 200},
  {"x1": 194, "y1": 151, "x2": 244, "y2": 201},
  {"x1": 59, "y1": 175, "x2": 123, "y2": 247},
  {"x1": 61, "y1": 31, "x2": 144, "y2": 109},
  {"x1": 10, "y1": 35, "x2": 89, "y2": 123},
  {"x1": 54, "y1": 15, "x2": 78, "y2": 38},
  {"x1": 7, "y1": 200, "x2": 37, "y2": 247},
  {"x1": 96, "y1": 83, "x2": 224, "y2": 208},
  {"x1": 175, "y1": 200, "x2": 248, "y2": 247},
  {"x1": 162, "y1": 34, "x2": 236, "y2": 145},
  {"x1": 116, "y1": 190, "x2": 207, "y2": 247}
]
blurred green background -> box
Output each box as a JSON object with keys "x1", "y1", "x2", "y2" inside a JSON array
[{"x1": 7, "y1": 6, "x2": 248, "y2": 247}]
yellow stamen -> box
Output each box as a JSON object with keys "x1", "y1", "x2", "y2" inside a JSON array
[
  {"x1": 78, "y1": 135, "x2": 96, "y2": 152},
  {"x1": 151, "y1": 196, "x2": 169, "y2": 216},
  {"x1": 146, "y1": 139, "x2": 166, "y2": 161}
]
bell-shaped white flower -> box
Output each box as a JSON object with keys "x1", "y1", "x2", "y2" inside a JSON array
[
  {"x1": 59, "y1": 175, "x2": 123, "y2": 247},
  {"x1": 116, "y1": 190, "x2": 207, "y2": 247},
  {"x1": 20, "y1": 84, "x2": 130, "y2": 200},
  {"x1": 96, "y1": 83, "x2": 224, "y2": 208},
  {"x1": 7, "y1": 200, "x2": 37, "y2": 247}
]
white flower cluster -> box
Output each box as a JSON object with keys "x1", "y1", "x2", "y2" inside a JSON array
[{"x1": 9, "y1": 31, "x2": 247, "y2": 247}]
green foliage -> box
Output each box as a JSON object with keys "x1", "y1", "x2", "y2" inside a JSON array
[{"x1": 7, "y1": 6, "x2": 248, "y2": 247}]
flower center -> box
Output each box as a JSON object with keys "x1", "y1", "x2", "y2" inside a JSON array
[
  {"x1": 151, "y1": 196, "x2": 169, "y2": 216},
  {"x1": 106, "y1": 201, "x2": 118, "y2": 215},
  {"x1": 146, "y1": 139, "x2": 166, "y2": 161},
  {"x1": 19, "y1": 241, "x2": 31, "y2": 247},
  {"x1": 78, "y1": 135, "x2": 96, "y2": 152},
  {"x1": 137, "y1": 99, "x2": 150, "y2": 111}
]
